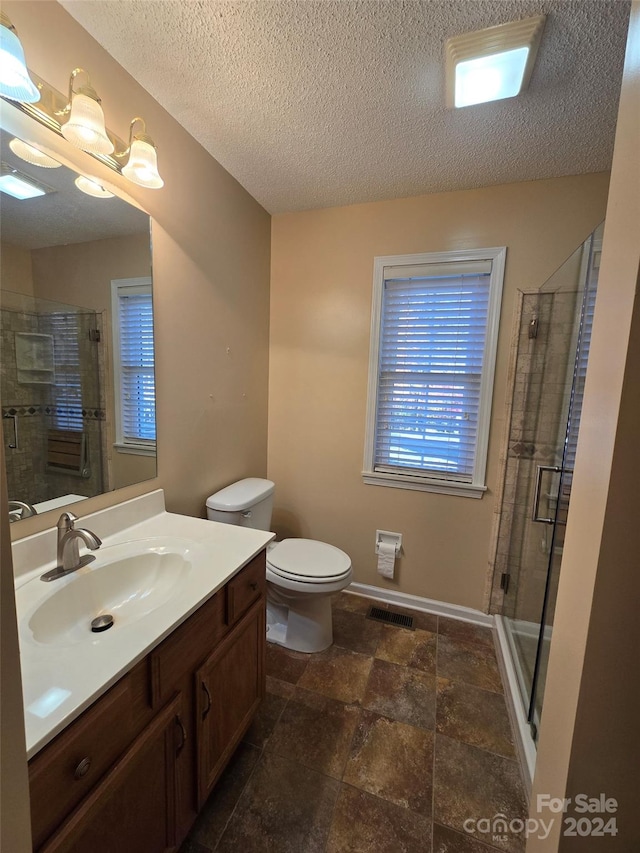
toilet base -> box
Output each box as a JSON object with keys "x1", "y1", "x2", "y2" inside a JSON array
[{"x1": 266, "y1": 590, "x2": 333, "y2": 653}]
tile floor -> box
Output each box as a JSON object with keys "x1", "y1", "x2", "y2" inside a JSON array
[{"x1": 181, "y1": 593, "x2": 528, "y2": 853}]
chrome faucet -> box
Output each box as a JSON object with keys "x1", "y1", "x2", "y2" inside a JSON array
[
  {"x1": 8, "y1": 500, "x2": 37, "y2": 522},
  {"x1": 40, "y1": 512, "x2": 102, "y2": 582}
]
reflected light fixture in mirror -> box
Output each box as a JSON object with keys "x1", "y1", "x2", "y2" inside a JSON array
[
  {"x1": 74, "y1": 174, "x2": 114, "y2": 198},
  {"x1": 60, "y1": 68, "x2": 113, "y2": 155},
  {"x1": 0, "y1": 163, "x2": 49, "y2": 199},
  {"x1": 9, "y1": 137, "x2": 61, "y2": 168},
  {"x1": 119, "y1": 117, "x2": 164, "y2": 189},
  {"x1": 0, "y1": 12, "x2": 39, "y2": 103}
]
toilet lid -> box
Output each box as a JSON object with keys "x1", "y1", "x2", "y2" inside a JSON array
[{"x1": 267, "y1": 538, "x2": 351, "y2": 580}]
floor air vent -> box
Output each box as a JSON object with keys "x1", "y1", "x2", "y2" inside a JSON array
[{"x1": 366, "y1": 605, "x2": 414, "y2": 630}]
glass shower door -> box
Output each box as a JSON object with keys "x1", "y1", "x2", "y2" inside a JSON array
[
  {"x1": 528, "y1": 232, "x2": 600, "y2": 734},
  {"x1": 497, "y1": 225, "x2": 601, "y2": 739}
]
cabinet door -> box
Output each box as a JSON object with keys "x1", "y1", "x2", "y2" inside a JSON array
[
  {"x1": 39, "y1": 694, "x2": 184, "y2": 853},
  {"x1": 196, "y1": 598, "x2": 265, "y2": 805}
]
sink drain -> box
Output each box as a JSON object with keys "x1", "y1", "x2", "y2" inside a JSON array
[{"x1": 91, "y1": 614, "x2": 114, "y2": 633}]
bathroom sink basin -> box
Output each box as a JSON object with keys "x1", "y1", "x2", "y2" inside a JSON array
[{"x1": 25, "y1": 538, "x2": 197, "y2": 647}]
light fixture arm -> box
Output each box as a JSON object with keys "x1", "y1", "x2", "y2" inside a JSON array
[
  {"x1": 115, "y1": 116, "x2": 155, "y2": 158},
  {"x1": 56, "y1": 67, "x2": 100, "y2": 117}
]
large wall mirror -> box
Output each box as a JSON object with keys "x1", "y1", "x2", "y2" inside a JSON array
[{"x1": 0, "y1": 122, "x2": 156, "y2": 525}]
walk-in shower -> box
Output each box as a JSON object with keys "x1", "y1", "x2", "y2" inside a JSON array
[
  {"x1": 492, "y1": 224, "x2": 603, "y2": 775},
  {"x1": 1, "y1": 290, "x2": 105, "y2": 516}
]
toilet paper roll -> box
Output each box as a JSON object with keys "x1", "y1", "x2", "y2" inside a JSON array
[{"x1": 377, "y1": 541, "x2": 396, "y2": 579}]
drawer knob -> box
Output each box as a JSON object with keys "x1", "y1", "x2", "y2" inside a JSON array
[
  {"x1": 74, "y1": 757, "x2": 91, "y2": 780},
  {"x1": 250, "y1": 581, "x2": 258, "y2": 591}
]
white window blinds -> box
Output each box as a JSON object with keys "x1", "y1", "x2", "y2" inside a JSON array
[
  {"x1": 113, "y1": 281, "x2": 156, "y2": 446},
  {"x1": 564, "y1": 256, "x2": 599, "y2": 472},
  {"x1": 364, "y1": 248, "x2": 505, "y2": 496},
  {"x1": 42, "y1": 313, "x2": 83, "y2": 432}
]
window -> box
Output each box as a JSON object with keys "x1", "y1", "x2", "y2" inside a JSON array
[
  {"x1": 363, "y1": 248, "x2": 506, "y2": 498},
  {"x1": 41, "y1": 312, "x2": 83, "y2": 432},
  {"x1": 111, "y1": 277, "x2": 156, "y2": 455}
]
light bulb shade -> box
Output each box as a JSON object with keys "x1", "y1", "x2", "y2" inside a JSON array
[
  {"x1": 0, "y1": 21, "x2": 40, "y2": 102},
  {"x1": 122, "y1": 138, "x2": 164, "y2": 189},
  {"x1": 61, "y1": 92, "x2": 114, "y2": 155},
  {"x1": 74, "y1": 175, "x2": 114, "y2": 198},
  {"x1": 9, "y1": 138, "x2": 61, "y2": 168}
]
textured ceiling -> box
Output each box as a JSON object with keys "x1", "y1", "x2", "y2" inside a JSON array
[{"x1": 61, "y1": 0, "x2": 630, "y2": 214}]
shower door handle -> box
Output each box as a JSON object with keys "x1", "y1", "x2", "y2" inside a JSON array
[
  {"x1": 532, "y1": 465, "x2": 562, "y2": 523},
  {"x1": 3, "y1": 413, "x2": 18, "y2": 449}
]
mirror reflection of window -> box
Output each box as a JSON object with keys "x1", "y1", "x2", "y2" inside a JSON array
[
  {"x1": 111, "y1": 277, "x2": 156, "y2": 454},
  {"x1": 42, "y1": 313, "x2": 83, "y2": 431}
]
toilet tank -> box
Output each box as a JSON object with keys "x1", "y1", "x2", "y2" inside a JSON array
[{"x1": 206, "y1": 478, "x2": 275, "y2": 531}]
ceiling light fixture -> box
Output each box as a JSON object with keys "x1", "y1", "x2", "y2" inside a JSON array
[
  {"x1": 0, "y1": 12, "x2": 39, "y2": 103},
  {"x1": 9, "y1": 138, "x2": 62, "y2": 168},
  {"x1": 118, "y1": 117, "x2": 164, "y2": 189},
  {"x1": 0, "y1": 163, "x2": 48, "y2": 199},
  {"x1": 445, "y1": 15, "x2": 546, "y2": 109},
  {"x1": 74, "y1": 175, "x2": 114, "y2": 198},
  {"x1": 60, "y1": 68, "x2": 114, "y2": 155}
]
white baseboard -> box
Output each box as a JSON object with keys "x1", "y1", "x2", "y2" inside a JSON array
[{"x1": 346, "y1": 582, "x2": 494, "y2": 627}]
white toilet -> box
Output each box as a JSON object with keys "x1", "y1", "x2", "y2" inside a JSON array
[{"x1": 206, "y1": 478, "x2": 352, "y2": 653}]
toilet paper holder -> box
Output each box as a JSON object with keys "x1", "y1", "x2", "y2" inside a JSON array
[{"x1": 375, "y1": 530, "x2": 402, "y2": 556}]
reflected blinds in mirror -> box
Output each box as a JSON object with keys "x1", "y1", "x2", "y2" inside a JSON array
[
  {"x1": 116, "y1": 286, "x2": 156, "y2": 444},
  {"x1": 41, "y1": 313, "x2": 83, "y2": 431}
]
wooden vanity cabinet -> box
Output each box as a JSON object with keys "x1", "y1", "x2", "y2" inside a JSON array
[
  {"x1": 40, "y1": 694, "x2": 183, "y2": 853},
  {"x1": 28, "y1": 552, "x2": 266, "y2": 853},
  {"x1": 196, "y1": 597, "x2": 265, "y2": 805}
]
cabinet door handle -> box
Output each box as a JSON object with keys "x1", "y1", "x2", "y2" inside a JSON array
[
  {"x1": 175, "y1": 715, "x2": 187, "y2": 752},
  {"x1": 74, "y1": 757, "x2": 92, "y2": 780},
  {"x1": 201, "y1": 681, "x2": 212, "y2": 718},
  {"x1": 250, "y1": 581, "x2": 258, "y2": 591}
]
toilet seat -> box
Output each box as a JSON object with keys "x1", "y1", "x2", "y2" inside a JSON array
[{"x1": 267, "y1": 538, "x2": 351, "y2": 585}]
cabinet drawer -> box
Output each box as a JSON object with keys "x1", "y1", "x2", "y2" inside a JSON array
[
  {"x1": 150, "y1": 587, "x2": 226, "y2": 707},
  {"x1": 226, "y1": 552, "x2": 265, "y2": 625},
  {"x1": 29, "y1": 667, "x2": 143, "y2": 850},
  {"x1": 39, "y1": 694, "x2": 181, "y2": 853}
]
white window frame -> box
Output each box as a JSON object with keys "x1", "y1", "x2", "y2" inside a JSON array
[
  {"x1": 111, "y1": 276, "x2": 156, "y2": 457},
  {"x1": 363, "y1": 247, "x2": 506, "y2": 498}
]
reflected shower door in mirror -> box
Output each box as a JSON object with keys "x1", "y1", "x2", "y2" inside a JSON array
[{"x1": 0, "y1": 127, "x2": 156, "y2": 523}]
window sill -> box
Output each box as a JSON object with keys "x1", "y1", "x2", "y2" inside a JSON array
[
  {"x1": 114, "y1": 442, "x2": 156, "y2": 457},
  {"x1": 362, "y1": 470, "x2": 487, "y2": 499}
]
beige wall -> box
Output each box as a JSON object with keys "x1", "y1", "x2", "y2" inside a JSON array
[
  {"x1": 529, "y1": 3, "x2": 640, "y2": 849},
  {"x1": 4, "y1": 0, "x2": 271, "y2": 540},
  {"x1": 31, "y1": 233, "x2": 150, "y2": 309},
  {"x1": 1, "y1": 243, "x2": 34, "y2": 295},
  {"x1": 30, "y1": 234, "x2": 155, "y2": 490},
  {"x1": 269, "y1": 174, "x2": 609, "y2": 610}
]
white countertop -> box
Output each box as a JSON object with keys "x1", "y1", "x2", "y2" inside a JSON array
[{"x1": 13, "y1": 490, "x2": 274, "y2": 758}]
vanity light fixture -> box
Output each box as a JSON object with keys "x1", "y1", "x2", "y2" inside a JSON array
[
  {"x1": 445, "y1": 15, "x2": 546, "y2": 108},
  {"x1": 9, "y1": 138, "x2": 61, "y2": 168},
  {"x1": 60, "y1": 68, "x2": 114, "y2": 155},
  {"x1": 74, "y1": 174, "x2": 114, "y2": 198},
  {"x1": 3, "y1": 68, "x2": 164, "y2": 190},
  {"x1": 118, "y1": 117, "x2": 164, "y2": 189},
  {"x1": 0, "y1": 12, "x2": 39, "y2": 103}
]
